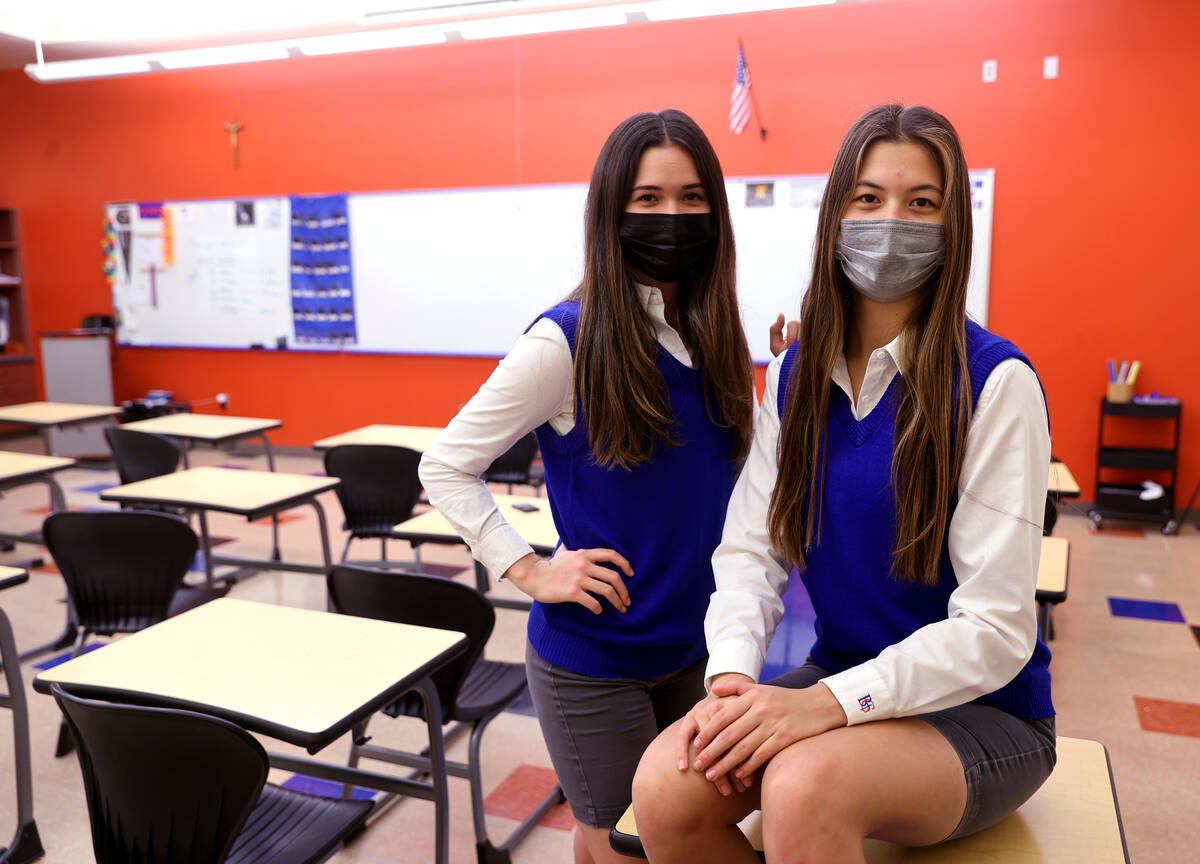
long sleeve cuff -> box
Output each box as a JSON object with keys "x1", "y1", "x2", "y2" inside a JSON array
[
  {"x1": 821, "y1": 663, "x2": 893, "y2": 725},
  {"x1": 475, "y1": 522, "x2": 536, "y2": 581},
  {"x1": 703, "y1": 639, "x2": 765, "y2": 692}
]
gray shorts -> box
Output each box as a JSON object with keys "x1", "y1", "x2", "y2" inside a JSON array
[
  {"x1": 769, "y1": 662, "x2": 1056, "y2": 840},
  {"x1": 525, "y1": 640, "x2": 706, "y2": 829}
]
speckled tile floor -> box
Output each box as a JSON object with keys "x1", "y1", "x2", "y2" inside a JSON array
[{"x1": 0, "y1": 435, "x2": 1196, "y2": 863}]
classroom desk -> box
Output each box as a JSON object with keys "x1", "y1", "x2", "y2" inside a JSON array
[
  {"x1": 313, "y1": 424, "x2": 443, "y2": 452},
  {"x1": 1049, "y1": 461, "x2": 1081, "y2": 498},
  {"x1": 392, "y1": 494, "x2": 555, "y2": 610},
  {"x1": 99, "y1": 467, "x2": 339, "y2": 588},
  {"x1": 120, "y1": 413, "x2": 283, "y2": 467},
  {"x1": 120, "y1": 413, "x2": 286, "y2": 559},
  {"x1": 0, "y1": 566, "x2": 44, "y2": 864},
  {"x1": 33, "y1": 597, "x2": 468, "y2": 864},
  {"x1": 0, "y1": 452, "x2": 78, "y2": 660},
  {"x1": 0, "y1": 402, "x2": 121, "y2": 456},
  {"x1": 1036, "y1": 536, "x2": 1069, "y2": 640}
]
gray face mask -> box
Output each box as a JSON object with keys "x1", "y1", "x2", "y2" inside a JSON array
[{"x1": 835, "y1": 218, "x2": 946, "y2": 302}]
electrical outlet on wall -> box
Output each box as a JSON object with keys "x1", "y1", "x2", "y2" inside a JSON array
[
  {"x1": 1044, "y1": 55, "x2": 1059, "y2": 79},
  {"x1": 982, "y1": 59, "x2": 998, "y2": 83}
]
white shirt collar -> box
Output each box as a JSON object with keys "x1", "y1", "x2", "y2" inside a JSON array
[
  {"x1": 831, "y1": 330, "x2": 907, "y2": 421},
  {"x1": 634, "y1": 281, "x2": 692, "y2": 368}
]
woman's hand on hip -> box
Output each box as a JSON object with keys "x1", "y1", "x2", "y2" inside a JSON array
[
  {"x1": 691, "y1": 679, "x2": 847, "y2": 785},
  {"x1": 503, "y1": 548, "x2": 633, "y2": 614}
]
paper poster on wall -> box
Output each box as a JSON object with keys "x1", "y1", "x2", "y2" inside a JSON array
[{"x1": 289, "y1": 193, "x2": 356, "y2": 348}]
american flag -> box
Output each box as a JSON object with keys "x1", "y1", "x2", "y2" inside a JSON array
[{"x1": 729, "y1": 46, "x2": 752, "y2": 135}]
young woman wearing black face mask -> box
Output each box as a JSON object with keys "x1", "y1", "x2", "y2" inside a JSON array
[{"x1": 419, "y1": 109, "x2": 764, "y2": 864}]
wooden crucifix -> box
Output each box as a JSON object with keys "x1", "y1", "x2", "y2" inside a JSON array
[{"x1": 224, "y1": 119, "x2": 244, "y2": 168}]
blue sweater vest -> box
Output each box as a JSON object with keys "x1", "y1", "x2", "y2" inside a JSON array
[
  {"x1": 777, "y1": 321, "x2": 1054, "y2": 719},
  {"x1": 526, "y1": 301, "x2": 737, "y2": 678}
]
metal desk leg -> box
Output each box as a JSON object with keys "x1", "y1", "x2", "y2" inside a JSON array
[
  {"x1": 415, "y1": 678, "x2": 450, "y2": 864},
  {"x1": 197, "y1": 511, "x2": 215, "y2": 589},
  {"x1": 15, "y1": 475, "x2": 76, "y2": 661},
  {"x1": 310, "y1": 498, "x2": 332, "y2": 571},
  {"x1": 0, "y1": 607, "x2": 44, "y2": 864},
  {"x1": 260, "y1": 434, "x2": 281, "y2": 561},
  {"x1": 38, "y1": 427, "x2": 52, "y2": 457},
  {"x1": 180, "y1": 440, "x2": 191, "y2": 469}
]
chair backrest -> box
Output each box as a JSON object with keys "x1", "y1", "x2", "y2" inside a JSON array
[
  {"x1": 326, "y1": 565, "x2": 494, "y2": 719},
  {"x1": 51, "y1": 683, "x2": 267, "y2": 864},
  {"x1": 43, "y1": 511, "x2": 199, "y2": 635},
  {"x1": 323, "y1": 445, "x2": 423, "y2": 535},
  {"x1": 104, "y1": 426, "x2": 181, "y2": 485},
  {"x1": 482, "y1": 433, "x2": 539, "y2": 483}
]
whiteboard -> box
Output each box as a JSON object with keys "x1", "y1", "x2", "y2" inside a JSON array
[
  {"x1": 109, "y1": 199, "x2": 293, "y2": 349},
  {"x1": 107, "y1": 170, "x2": 994, "y2": 363}
]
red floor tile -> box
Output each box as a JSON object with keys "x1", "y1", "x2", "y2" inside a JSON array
[
  {"x1": 249, "y1": 512, "x2": 307, "y2": 526},
  {"x1": 1134, "y1": 696, "x2": 1200, "y2": 738},
  {"x1": 484, "y1": 764, "x2": 574, "y2": 830},
  {"x1": 31, "y1": 561, "x2": 60, "y2": 575}
]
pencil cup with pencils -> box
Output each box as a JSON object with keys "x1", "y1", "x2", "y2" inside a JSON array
[{"x1": 1106, "y1": 359, "x2": 1139, "y2": 403}]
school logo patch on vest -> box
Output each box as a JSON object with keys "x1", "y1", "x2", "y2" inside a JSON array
[{"x1": 858, "y1": 694, "x2": 875, "y2": 713}]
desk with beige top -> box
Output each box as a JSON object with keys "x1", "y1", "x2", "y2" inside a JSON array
[
  {"x1": 32, "y1": 597, "x2": 468, "y2": 864},
  {"x1": 392, "y1": 494, "x2": 557, "y2": 610},
  {"x1": 99, "y1": 466, "x2": 339, "y2": 587},
  {"x1": 313, "y1": 424, "x2": 444, "y2": 453},
  {"x1": 0, "y1": 401, "x2": 121, "y2": 455}
]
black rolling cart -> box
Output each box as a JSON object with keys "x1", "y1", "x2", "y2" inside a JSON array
[{"x1": 1088, "y1": 398, "x2": 1182, "y2": 534}]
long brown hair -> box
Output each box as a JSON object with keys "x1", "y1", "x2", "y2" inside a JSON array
[
  {"x1": 569, "y1": 110, "x2": 753, "y2": 469},
  {"x1": 768, "y1": 104, "x2": 974, "y2": 586}
]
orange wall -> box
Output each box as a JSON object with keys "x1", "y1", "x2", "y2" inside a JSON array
[{"x1": 2, "y1": 0, "x2": 1197, "y2": 504}]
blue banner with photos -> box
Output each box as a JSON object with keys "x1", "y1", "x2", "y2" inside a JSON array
[{"x1": 289, "y1": 193, "x2": 357, "y2": 347}]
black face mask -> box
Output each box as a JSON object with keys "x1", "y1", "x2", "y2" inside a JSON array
[{"x1": 618, "y1": 212, "x2": 716, "y2": 284}]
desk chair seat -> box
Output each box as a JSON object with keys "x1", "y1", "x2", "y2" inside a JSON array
[
  {"x1": 51, "y1": 684, "x2": 372, "y2": 864},
  {"x1": 483, "y1": 433, "x2": 544, "y2": 496},
  {"x1": 328, "y1": 566, "x2": 563, "y2": 864},
  {"x1": 43, "y1": 511, "x2": 228, "y2": 757},
  {"x1": 324, "y1": 445, "x2": 424, "y2": 568}
]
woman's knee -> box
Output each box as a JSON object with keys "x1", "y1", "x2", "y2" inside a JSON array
[
  {"x1": 632, "y1": 726, "x2": 703, "y2": 833},
  {"x1": 760, "y1": 739, "x2": 856, "y2": 827}
]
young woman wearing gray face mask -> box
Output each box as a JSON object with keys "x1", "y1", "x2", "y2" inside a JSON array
[{"x1": 634, "y1": 104, "x2": 1055, "y2": 863}]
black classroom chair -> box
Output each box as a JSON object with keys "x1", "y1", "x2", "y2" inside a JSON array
[
  {"x1": 50, "y1": 684, "x2": 373, "y2": 864},
  {"x1": 43, "y1": 511, "x2": 227, "y2": 757},
  {"x1": 482, "y1": 433, "x2": 544, "y2": 496},
  {"x1": 323, "y1": 445, "x2": 425, "y2": 568},
  {"x1": 103, "y1": 426, "x2": 188, "y2": 517},
  {"x1": 327, "y1": 565, "x2": 563, "y2": 864}
]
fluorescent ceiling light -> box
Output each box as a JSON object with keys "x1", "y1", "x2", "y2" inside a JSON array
[
  {"x1": 157, "y1": 43, "x2": 291, "y2": 70},
  {"x1": 458, "y1": 6, "x2": 630, "y2": 39},
  {"x1": 24, "y1": 55, "x2": 153, "y2": 81},
  {"x1": 643, "y1": 0, "x2": 835, "y2": 22},
  {"x1": 296, "y1": 25, "x2": 446, "y2": 55}
]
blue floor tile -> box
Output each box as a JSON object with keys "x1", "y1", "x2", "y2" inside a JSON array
[
  {"x1": 73, "y1": 482, "x2": 116, "y2": 494},
  {"x1": 33, "y1": 641, "x2": 104, "y2": 670},
  {"x1": 1108, "y1": 597, "x2": 1187, "y2": 623},
  {"x1": 281, "y1": 774, "x2": 376, "y2": 800}
]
